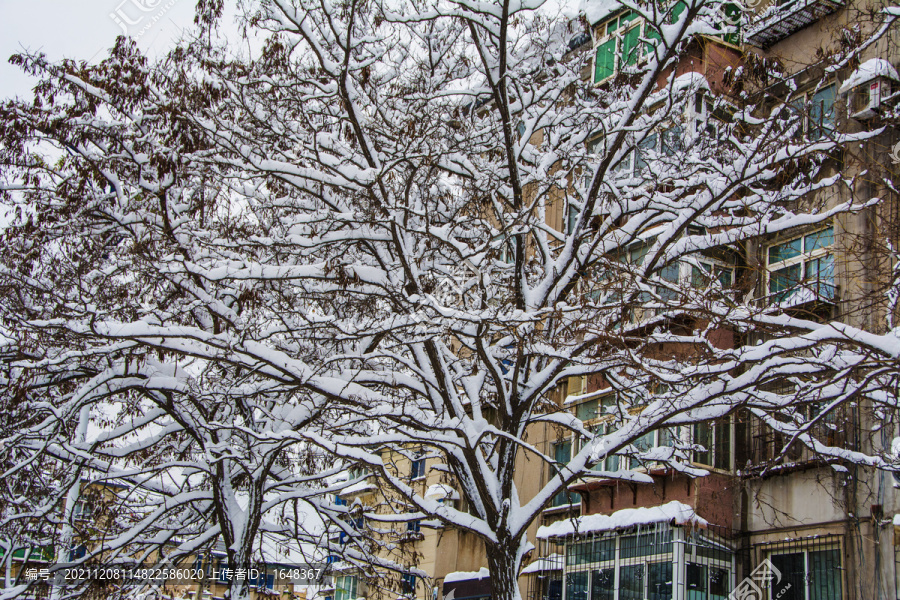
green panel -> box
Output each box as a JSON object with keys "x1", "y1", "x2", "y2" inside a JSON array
[
  {"x1": 644, "y1": 24, "x2": 662, "y2": 55},
  {"x1": 591, "y1": 568, "x2": 615, "y2": 600},
  {"x1": 622, "y1": 25, "x2": 641, "y2": 67},
  {"x1": 595, "y1": 38, "x2": 617, "y2": 82},
  {"x1": 576, "y1": 398, "x2": 599, "y2": 421},
  {"x1": 670, "y1": 0, "x2": 687, "y2": 23},
  {"x1": 809, "y1": 549, "x2": 842, "y2": 600}
]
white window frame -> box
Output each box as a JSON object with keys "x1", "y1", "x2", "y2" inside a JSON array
[{"x1": 765, "y1": 226, "x2": 834, "y2": 303}]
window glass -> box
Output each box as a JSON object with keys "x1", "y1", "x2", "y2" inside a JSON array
[
  {"x1": 622, "y1": 25, "x2": 642, "y2": 66},
  {"x1": 565, "y1": 571, "x2": 589, "y2": 600},
  {"x1": 770, "y1": 552, "x2": 805, "y2": 600},
  {"x1": 768, "y1": 238, "x2": 802, "y2": 263},
  {"x1": 686, "y1": 563, "x2": 707, "y2": 600},
  {"x1": 410, "y1": 456, "x2": 426, "y2": 479},
  {"x1": 714, "y1": 419, "x2": 732, "y2": 471},
  {"x1": 647, "y1": 561, "x2": 673, "y2": 600},
  {"x1": 659, "y1": 263, "x2": 680, "y2": 282},
  {"x1": 636, "y1": 133, "x2": 658, "y2": 171},
  {"x1": 629, "y1": 431, "x2": 655, "y2": 469},
  {"x1": 591, "y1": 568, "x2": 615, "y2": 600},
  {"x1": 809, "y1": 549, "x2": 842, "y2": 600},
  {"x1": 769, "y1": 264, "x2": 801, "y2": 299},
  {"x1": 595, "y1": 38, "x2": 617, "y2": 82},
  {"x1": 336, "y1": 576, "x2": 358, "y2": 600},
  {"x1": 804, "y1": 226, "x2": 833, "y2": 251},
  {"x1": 809, "y1": 84, "x2": 836, "y2": 141},
  {"x1": 619, "y1": 564, "x2": 644, "y2": 600},
  {"x1": 576, "y1": 399, "x2": 599, "y2": 421},
  {"x1": 709, "y1": 567, "x2": 728, "y2": 599}
]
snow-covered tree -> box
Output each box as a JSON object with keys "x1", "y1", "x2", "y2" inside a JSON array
[{"x1": 1, "y1": 1, "x2": 898, "y2": 599}]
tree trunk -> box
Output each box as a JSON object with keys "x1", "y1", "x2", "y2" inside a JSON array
[{"x1": 486, "y1": 535, "x2": 525, "y2": 600}]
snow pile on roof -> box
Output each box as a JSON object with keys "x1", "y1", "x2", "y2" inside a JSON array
[
  {"x1": 521, "y1": 554, "x2": 564, "y2": 574},
  {"x1": 536, "y1": 501, "x2": 707, "y2": 539},
  {"x1": 579, "y1": 0, "x2": 624, "y2": 24},
  {"x1": 425, "y1": 484, "x2": 460, "y2": 500},
  {"x1": 839, "y1": 59, "x2": 899, "y2": 94},
  {"x1": 444, "y1": 567, "x2": 490, "y2": 583}
]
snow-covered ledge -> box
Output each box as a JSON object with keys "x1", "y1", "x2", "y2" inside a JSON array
[{"x1": 535, "y1": 500, "x2": 707, "y2": 539}]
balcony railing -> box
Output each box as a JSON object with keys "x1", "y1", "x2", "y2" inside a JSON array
[
  {"x1": 745, "y1": 0, "x2": 845, "y2": 48},
  {"x1": 753, "y1": 278, "x2": 836, "y2": 309}
]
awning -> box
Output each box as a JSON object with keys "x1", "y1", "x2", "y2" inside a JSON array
[{"x1": 443, "y1": 568, "x2": 491, "y2": 599}]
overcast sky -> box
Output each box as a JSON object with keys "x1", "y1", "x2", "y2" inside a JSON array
[{"x1": 0, "y1": 0, "x2": 202, "y2": 100}]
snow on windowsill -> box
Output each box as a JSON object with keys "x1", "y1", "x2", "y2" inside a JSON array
[{"x1": 535, "y1": 500, "x2": 707, "y2": 539}]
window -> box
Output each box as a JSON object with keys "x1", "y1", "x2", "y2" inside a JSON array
[
  {"x1": 336, "y1": 575, "x2": 359, "y2": 600},
  {"x1": 766, "y1": 226, "x2": 834, "y2": 304},
  {"x1": 590, "y1": 422, "x2": 621, "y2": 473},
  {"x1": 551, "y1": 440, "x2": 577, "y2": 507},
  {"x1": 768, "y1": 547, "x2": 842, "y2": 600},
  {"x1": 407, "y1": 519, "x2": 421, "y2": 533},
  {"x1": 402, "y1": 573, "x2": 417, "y2": 596},
  {"x1": 73, "y1": 499, "x2": 94, "y2": 521},
  {"x1": 593, "y1": 3, "x2": 687, "y2": 83},
  {"x1": 410, "y1": 454, "x2": 426, "y2": 480},
  {"x1": 692, "y1": 418, "x2": 732, "y2": 471},
  {"x1": 783, "y1": 84, "x2": 836, "y2": 140},
  {"x1": 68, "y1": 544, "x2": 87, "y2": 561},
  {"x1": 560, "y1": 524, "x2": 733, "y2": 600}
]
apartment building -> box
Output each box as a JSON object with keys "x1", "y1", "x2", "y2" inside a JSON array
[
  {"x1": 520, "y1": 1, "x2": 900, "y2": 600},
  {"x1": 331, "y1": 1, "x2": 900, "y2": 600}
]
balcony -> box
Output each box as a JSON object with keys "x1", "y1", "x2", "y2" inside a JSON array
[{"x1": 745, "y1": 0, "x2": 845, "y2": 48}]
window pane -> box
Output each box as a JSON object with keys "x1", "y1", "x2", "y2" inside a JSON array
[
  {"x1": 714, "y1": 419, "x2": 731, "y2": 471},
  {"x1": 709, "y1": 567, "x2": 729, "y2": 599},
  {"x1": 576, "y1": 399, "x2": 599, "y2": 421},
  {"x1": 686, "y1": 563, "x2": 707, "y2": 600},
  {"x1": 661, "y1": 125, "x2": 684, "y2": 155},
  {"x1": 770, "y1": 553, "x2": 805, "y2": 600},
  {"x1": 805, "y1": 255, "x2": 835, "y2": 299},
  {"x1": 619, "y1": 564, "x2": 644, "y2": 600},
  {"x1": 769, "y1": 238, "x2": 802, "y2": 263},
  {"x1": 629, "y1": 431, "x2": 655, "y2": 469},
  {"x1": 555, "y1": 441, "x2": 572, "y2": 463},
  {"x1": 595, "y1": 38, "x2": 617, "y2": 82},
  {"x1": 565, "y1": 571, "x2": 588, "y2": 600},
  {"x1": 647, "y1": 561, "x2": 672, "y2": 600},
  {"x1": 591, "y1": 568, "x2": 615, "y2": 600},
  {"x1": 622, "y1": 25, "x2": 641, "y2": 67},
  {"x1": 659, "y1": 263, "x2": 680, "y2": 283},
  {"x1": 636, "y1": 133, "x2": 657, "y2": 171},
  {"x1": 809, "y1": 85, "x2": 836, "y2": 140},
  {"x1": 621, "y1": 530, "x2": 673, "y2": 558},
  {"x1": 804, "y1": 226, "x2": 833, "y2": 252},
  {"x1": 769, "y1": 264, "x2": 801, "y2": 299},
  {"x1": 693, "y1": 422, "x2": 712, "y2": 466},
  {"x1": 809, "y1": 549, "x2": 842, "y2": 600},
  {"x1": 715, "y1": 266, "x2": 733, "y2": 287}
]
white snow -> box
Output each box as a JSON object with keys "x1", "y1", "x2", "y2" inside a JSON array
[
  {"x1": 839, "y1": 58, "x2": 899, "y2": 94},
  {"x1": 444, "y1": 567, "x2": 490, "y2": 583},
  {"x1": 535, "y1": 501, "x2": 707, "y2": 539},
  {"x1": 424, "y1": 484, "x2": 460, "y2": 500},
  {"x1": 520, "y1": 553, "x2": 563, "y2": 574},
  {"x1": 340, "y1": 480, "x2": 377, "y2": 495}
]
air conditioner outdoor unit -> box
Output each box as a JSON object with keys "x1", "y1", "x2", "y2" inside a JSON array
[
  {"x1": 840, "y1": 58, "x2": 900, "y2": 120},
  {"x1": 848, "y1": 79, "x2": 892, "y2": 120}
]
